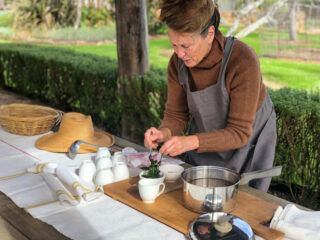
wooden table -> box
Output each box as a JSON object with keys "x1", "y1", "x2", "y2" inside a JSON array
[{"x1": 0, "y1": 136, "x2": 306, "y2": 240}]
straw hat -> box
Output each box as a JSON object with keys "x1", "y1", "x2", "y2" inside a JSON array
[{"x1": 35, "y1": 112, "x2": 114, "y2": 153}]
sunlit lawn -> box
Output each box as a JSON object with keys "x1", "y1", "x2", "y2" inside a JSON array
[{"x1": 260, "y1": 58, "x2": 320, "y2": 89}]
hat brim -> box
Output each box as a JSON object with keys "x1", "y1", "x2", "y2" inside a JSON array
[{"x1": 35, "y1": 131, "x2": 115, "y2": 153}]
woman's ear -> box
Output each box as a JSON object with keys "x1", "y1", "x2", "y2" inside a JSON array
[{"x1": 207, "y1": 25, "x2": 215, "y2": 43}]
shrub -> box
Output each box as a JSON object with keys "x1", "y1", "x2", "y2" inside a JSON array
[
  {"x1": 270, "y1": 88, "x2": 320, "y2": 206},
  {"x1": 13, "y1": 0, "x2": 76, "y2": 29},
  {"x1": 146, "y1": 0, "x2": 168, "y2": 35},
  {"x1": 0, "y1": 11, "x2": 14, "y2": 27},
  {"x1": 81, "y1": 7, "x2": 115, "y2": 27},
  {"x1": 119, "y1": 68, "x2": 167, "y2": 143}
]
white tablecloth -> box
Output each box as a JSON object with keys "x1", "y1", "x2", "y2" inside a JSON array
[{"x1": 0, "y1": 127, "x2": 186, "y2": 240}]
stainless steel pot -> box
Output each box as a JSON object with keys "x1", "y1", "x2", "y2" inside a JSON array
[{"x1": 181, "y1": 166, "x2": 282, "y2": 213}]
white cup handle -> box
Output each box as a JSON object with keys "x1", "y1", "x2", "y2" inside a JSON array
[{"x1": 156, "y1": 183, "x2": 165, "y2": 197}]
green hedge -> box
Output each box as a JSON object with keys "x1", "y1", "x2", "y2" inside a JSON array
[
  {"x1": 0, "y1": 43, "x2": 121, "y2": 134},
  {"x1": 269, "y1": 88, "x2": 320, "y2": 205},
  {"x1": 0, "y1": 44, "x2": 319, "y2": 206},
  {"x1": 119, "y1": 68, "x2": 167, "y2": 143}
]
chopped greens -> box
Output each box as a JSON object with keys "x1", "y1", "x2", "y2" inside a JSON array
[{"x1": 143, "y1": 156, "x2": 161, "y2": 178}]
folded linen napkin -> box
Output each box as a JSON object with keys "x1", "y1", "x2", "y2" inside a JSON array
[
  {"x1": 122, "y1": 147, "x2": 184, "y2": 168},
  {"x1": 41, "y1": 173, "x2": 80, "y2": 206},
  {"x1": 270, "y1": 204, "x2": 320, "y2": 240},
  {"x1": 27, "y1": 162, "x2": 58, "y2": 174},
  {"x1": 0, "y1": 162, "x2": 58, "y2": 181}
]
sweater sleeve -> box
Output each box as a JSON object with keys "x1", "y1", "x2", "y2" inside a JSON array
[
  {"x1": 159, "y1": 54, "x2": 190, "y2": 136},
  {"x1": 195, "y1": 41, "x2": 265, "y2": 152}
]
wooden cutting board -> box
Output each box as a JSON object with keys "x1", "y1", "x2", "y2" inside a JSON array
[{"x1": 103, "y1": 177, "x2": 284, "y2": 240}]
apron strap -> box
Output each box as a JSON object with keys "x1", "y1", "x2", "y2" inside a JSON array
[
  {"x1": 178, "y1": 58, "x2": 188, "y2": 91},
  {"x1": 217, "y1": 36, "x2": 235, "y2": 88}
]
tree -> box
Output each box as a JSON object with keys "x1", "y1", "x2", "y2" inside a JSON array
[
  {"x1": 225, "y1": 0, "x2": 288, "y2": 39},
  {"x1": 74, "y1": 0, "x2": 82, "y2": 29},
  {"x1": 226, "y1": 0, "x2": 265, "y2": 37},
  {"x1": 0, "y1": 0, "x2": 6, "y2": 10},
  {"x1": 289, "y1": 0, "x2": 298, "y2": 41},
  {"x1": 235, "y1": 0, "x2": 288, "y2": 39},
  {"x1": 115, "y1": 0, "x2": 149, "y2": 141}
]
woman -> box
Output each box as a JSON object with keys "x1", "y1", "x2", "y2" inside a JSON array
[{"x1": 144, "y1": 0, "x2": 277, "y2": 191}]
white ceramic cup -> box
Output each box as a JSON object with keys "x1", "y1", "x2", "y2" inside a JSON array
[
  {"x1": 138, "y1": 179, "x2": 165, "y2": 203},
  {"x1": 96, "y1": 157, "x2": 113, "y2": 170},
  {"x1": 112, "y1": 152, "x2": 127, "y2": 167},
  {"x1": 94, "y1": 168, "x2": 114, "y2": 185},
  {"x1": 79, "y1": 160, "x2": 96, "y2": 183},
  {"x1": 95, "y1": 147, "x2": 111, "y2": 162},
  {"x1": 139, "y1": 171, "x2": 165, "y2": 184},
  {"x1": 113, "y1": 162, "x2": 129, "y2": 182}
]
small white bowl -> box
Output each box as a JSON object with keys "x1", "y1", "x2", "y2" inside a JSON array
[
  {"x1": 139, "y1": 170, "x2": 165, "y2": 185},
  {"x1": 159, "y1": 164, "x2": 184, "y2": 182}
]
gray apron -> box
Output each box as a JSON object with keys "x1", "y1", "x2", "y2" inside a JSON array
[{"x1": 179, "y1": 37, "x2": 277, "y2": 192}]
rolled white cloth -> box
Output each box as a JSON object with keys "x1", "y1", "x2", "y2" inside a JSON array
[
  {"x1": 41, "y1": 173, "x2": 80, "y2": 206},
  {"x1": 55, "y1": 165, "x2": 104, "y2": 203},
  {"x1": 270, "y1": 204, "x2": 320, "y2": 240},
  {"x1": 27, "y1": 162, "x2": 58, "y2": 174},
  {"x1": 27, "y1": 163, "x2": 103, "y2": 205}
]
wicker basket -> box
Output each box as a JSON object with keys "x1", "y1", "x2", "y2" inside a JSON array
[{"x1": 0, "y1": 103, "x2": 62, "y2": 136}]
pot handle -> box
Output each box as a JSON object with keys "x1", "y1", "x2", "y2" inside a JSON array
[{"x1": 239, "y1": 166, "x2": 282, "y2": 185}]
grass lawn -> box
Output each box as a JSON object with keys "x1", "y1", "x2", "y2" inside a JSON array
[
  {"x1": 63, "y1": 44, "x2": 118, "y2": 59},
  {"x1": 260, "y1": 58, "x2": 320, "y2": 89}
]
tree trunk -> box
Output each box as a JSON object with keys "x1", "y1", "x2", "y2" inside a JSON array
[
  {"x1": 0, "y1": 0, "x2": 6, "y2": 10},
  {"x1": 0, "y1": 0, "x2": 5, "y2": 10},
  {"x1": 115, "y1": 0, "x2": 149, "y2": 142},
  {"x1": 226, "y1": 0, "x2": 264, "y2": 37},
  {"x1": 289, "y1": 0, "x2": 297, "y2": 41},
  {"x1": 74, "y1": 0, "x2": 82, "y2": 29},
  {"x1": 236, "y1": 0, "x2": 288, "y2": 39}
]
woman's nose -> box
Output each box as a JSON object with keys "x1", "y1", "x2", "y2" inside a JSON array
[{"x1": 176, "y1": 47, "x2": 186, "y2": 58}]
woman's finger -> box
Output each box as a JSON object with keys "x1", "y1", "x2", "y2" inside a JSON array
[
  {"x1": 160, "y1": 138, "x2": 176, "y2": 155},
  {"x1": 144, "y1": 128, "x2": 155, "y2": 147}
]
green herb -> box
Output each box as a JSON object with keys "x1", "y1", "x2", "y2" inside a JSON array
[{"x1": 142, "y1": 156, "x2": 161, "y2": 178}]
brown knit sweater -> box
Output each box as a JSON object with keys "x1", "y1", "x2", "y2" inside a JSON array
[{"x1": 159, "y1": 30, "x2": 266, "y2": 153}]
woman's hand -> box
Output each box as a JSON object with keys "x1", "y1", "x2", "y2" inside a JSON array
[
  {"x1": 159, "y1": 135, "x2": 199, "y2": 157},
  {"x1": 144, "y1": 127, "x2": 171, "y2": 149}
]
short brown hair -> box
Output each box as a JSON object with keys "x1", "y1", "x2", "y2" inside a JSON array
[{"x1": 158, "y1": 0, "x2": 220, "y2": 35}]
